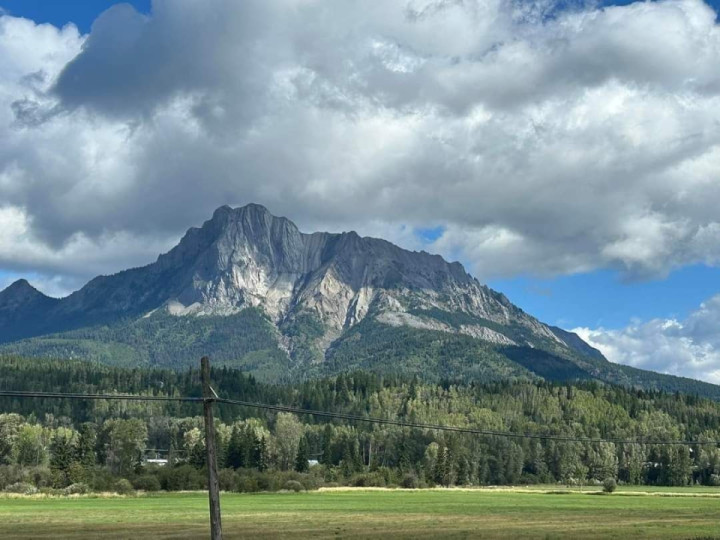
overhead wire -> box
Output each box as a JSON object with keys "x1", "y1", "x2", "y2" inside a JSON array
[{"x1": 1, "y1": 389, "x2": 719, "y2": 446}]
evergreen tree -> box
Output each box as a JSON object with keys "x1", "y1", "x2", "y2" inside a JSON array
[
  {"x1": 50, "y1": 428, "x2": 75, "y2": 473},
  {"x1": 74, "y1": 423, "x2": 97, "y2": 468},
  {"x1": 249, "y1": 430, "x2": 262, "y2": 469},
  {"x1": 256, "y1": 436, "x2": 268, "y2": 472},
  {"x1": 433, "y1": 446, "x2": 447, "y2": 485},
  {"x1": 456, "y1": 456, "x2": 470, "y2": 485},
  {"x1": 50, "y1": 427, "x2": 76, "y2": 486},
  {"x1": 397, "y1": 435, "x2": 411, "y2": 472},
  {"x1": 321, "y1": 424, "x2": 333, "y2": 466},
  {"x1": 442, "y1": 446, "x2": 454, "y2": 486},
  {"x1": 227, "y1": 426, "x2": 243, "y2": 469},
  {"x1": 295, "y1": 437, "x2": 310, "y2": 472}
]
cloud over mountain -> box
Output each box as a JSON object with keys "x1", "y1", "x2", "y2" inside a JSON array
[
  {"x1": 3, "y1": 0, "x2": 720, "y2": 290},
  {"x1": 576, "y1": 294, "x2": 720, "y2": 384}
]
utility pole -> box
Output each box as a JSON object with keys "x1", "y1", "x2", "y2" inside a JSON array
[{"x1": 201, "y1": 356, "x2": 223, "y2": 540}]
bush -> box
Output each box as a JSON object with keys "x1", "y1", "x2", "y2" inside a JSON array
[
  {"x1": 602, "y1": 478, "x2": 617, "y2": 494},
  {"x1": 218, "y1": 469, "x2": 238, "y2": 492},
  {"x1": 349, "y1": 472, "x2": 386, "y2": 487},
  {"x1": 63, "y1": 483, "x2": 90, "y2": 495},
  {"x1": 158, "y1": 465, "x2": 205, "y2": 491},
  {"x1": 284, "y1": 480, "x2": 304, "y2": 492},
  {"x1": 4, "y1": 482, "x2": 37, "y2": 495},
  {"x1": 27, "y1": 466, "x2": 54, "y2": 489},
  {"x1": 0, "y1": 465, "x2": 18, "y2": 490},
  {"x1": 231, "y1": 470, "x2": 320, "y2": 493},
  {"x1": 51, "y1": 469, "x2": 70, "y2": 489},
  {"x1": 401, "y1": 473, "x2": 420, "y2": 489},
  {"x1": 519, "y1": 473, "x2": 539, "y2": 485},
  {"x1": 113, "y1": 478, "x2": 134, "y2": 495},
  {"x1": 237, "y1": 475, "x2": 260, "y2": 493},
  {"x1": 133, "y1": 475, "x2": 161, "y2": 492},
  {"x1": 67, "y1": 463, "x2": 91, "y2": 485},
  {"x1": 88, "y1": 467, "x2": 117, "y2": 492}
]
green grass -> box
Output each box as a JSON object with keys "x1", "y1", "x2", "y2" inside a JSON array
[
  {"x1": 2, "y1": 489, "x2": 720, "y2": 539},
  {"x1": 489, "y1": 483, "x2": 720, "y2": 494}
]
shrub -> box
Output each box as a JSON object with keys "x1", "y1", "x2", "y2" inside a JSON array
[
  {"x1": 88, "y1": 467, "x2": 117, "y2": 492},
  {"x1": 133, "y1": 475, "x2": 161, "y2": 492},
  {"x1": 218, "y1": 469, "x2": 238, "y2": 492},
  {"x1": 27, "y1": 466, "x2": 54, "y2": 489},
  {"x1": 237, "y1": 475, "x2": 260, "y2": 493},
  {"x1": 4, "y1": 482, "x2": 37, "y2": 495},
  {"x1": 113, "y1": 478, "x2": 134, "y2": 495},
  {"x1": 0, "y1": 465, "x2": 18, "y2": 490},
  {"x1": 519, "y1": 473, "x2": 539, "y2": 485},
  {"x1": 158, "y1": 465, "x2": 205, "y2": 491},
  {"x1": 284, "y1": 480, "x2": 304, "y2": 492},
  {"x1": 67, "y1": 463, "x2": 91, "y2": 485},
  {"x1": 349, "y1": 472, "x2": 386, "y2": 488},
  {"x1": 401, "y1": 473, "x2": 420, "y2": 489},
  {"x1": 602, "y1": 478, "x2": 617, "y2": 494},
  {"x1": 63, "y1": 483, "x2": 90, "y2": 495}
]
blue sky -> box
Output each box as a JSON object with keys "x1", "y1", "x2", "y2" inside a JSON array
[
  {"x1": 418, "y1": 223, "x2": 718, "y2": 328},
  {"x1": 3, "y1": 0, "x2": 719, "y2": 34},
  {"x1": 3, "y1": 0, "x2": 720, "y2": 381},
  {"x1": 488, "y1": 265, "x2": 719, "y2": 329},
  {"x1": 0, "y1": 0, "x2": 151, "y2": 33}
]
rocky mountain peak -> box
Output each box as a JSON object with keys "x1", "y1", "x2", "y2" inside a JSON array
[{"x1": 0, "y1": 204, "x2": 596, "y2": 364}]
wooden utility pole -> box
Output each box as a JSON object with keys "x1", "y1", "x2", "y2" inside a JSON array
[{"x1": 201, "y1": 356, "x2": 223, "y2": 540}]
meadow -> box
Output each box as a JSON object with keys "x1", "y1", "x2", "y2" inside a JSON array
[{"x1": 1, "y1": 487, "x2": 720, "y2": 539}]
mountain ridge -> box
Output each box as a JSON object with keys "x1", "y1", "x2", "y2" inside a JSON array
[
  {"x1": 1, "y1": 203, "x2": 565, "y2": 349},
  {"x1": 1, "y1": 203, "x2": 715, "y2": 397}
]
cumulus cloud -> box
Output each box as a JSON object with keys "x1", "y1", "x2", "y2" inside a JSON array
[
  {"x1": 3, "y1": 0, "x2": 720, "y2": 293},
  {"x1": 575, "y1": 295, "x2": 720, "y2": 384}
]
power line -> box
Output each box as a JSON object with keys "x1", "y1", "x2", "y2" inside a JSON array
[
  {"x1": 216, "y1": 397, "x2": 720, "y2": 446},
  {"x1": 0, "y1": 390, "x2": 202, "y2": 403},
  {"x1": 2, "y1": 389, "x2": 719, "y2": 446}
]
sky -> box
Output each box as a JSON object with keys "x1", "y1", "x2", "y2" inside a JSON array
[{"x1": 2, "y1": 0, "x2": 720, "y2": 382}]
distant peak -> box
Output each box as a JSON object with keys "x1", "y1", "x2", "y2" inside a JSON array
[
  {"x1": 242, "y1": 202, "x2": 270, "y2": 213},
  {"x1": 212, "y1": 205, "x2": 233, "y2": 217},
  {"x1": 212, "y1": 203, "x2": 271, "y2": 217},
  {"x1": 0, "y1": 278, "x2": 49, "y2": 304},
  {"x1": 5, "y1": 278, "x2": 34, "y2": 292}
]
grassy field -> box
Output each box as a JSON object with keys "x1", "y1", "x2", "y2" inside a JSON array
[{"x1": 1, "y1": 488, "x2": 720, "y2": 539}]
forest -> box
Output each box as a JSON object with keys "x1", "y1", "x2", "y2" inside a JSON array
[{"x1": 1, "y1": 354, "x2": 719, "y2": 494}]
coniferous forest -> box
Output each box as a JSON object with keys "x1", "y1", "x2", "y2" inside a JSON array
[{"x1": 1, "y1": 354, "x2": 720, "y2": 494}]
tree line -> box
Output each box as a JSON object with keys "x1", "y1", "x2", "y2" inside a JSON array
[{"x1": 1, "y1": 355, "x2": 720, "y2": 493}]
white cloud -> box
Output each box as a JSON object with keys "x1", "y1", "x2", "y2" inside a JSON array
[
  {"x1": 575, "y1": 295, "x2": 720, "y2": 384},
  {"x1": 0, "y1": 204, "x2": 176, "y2": 281},
  {"x1": 3, "y1": 0, "x2": 720, "y2": 289}
]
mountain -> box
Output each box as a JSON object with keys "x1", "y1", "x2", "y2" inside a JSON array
[
  {"x1": 0, "y1": 279, "x2": 59, "y2": 342},
  {"x1": 2, "y1": 203, "x2": 719, "y2": 398}
]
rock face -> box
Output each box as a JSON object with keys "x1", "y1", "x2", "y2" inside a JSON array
[{"x1": 0, "y1": 204, "x2": 596, "y2": 361}]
